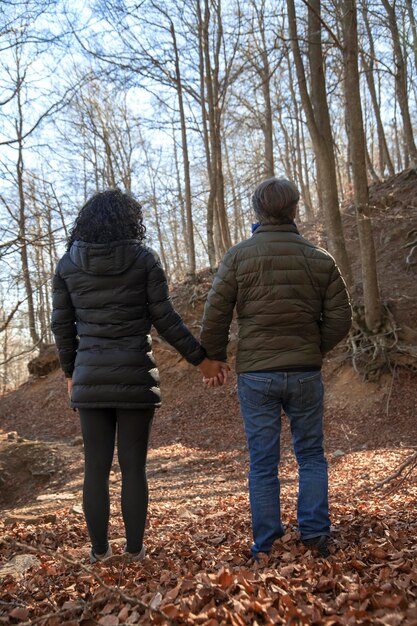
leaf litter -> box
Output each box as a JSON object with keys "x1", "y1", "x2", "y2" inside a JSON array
[{"x1": 1, "y1": 361, "x2": 417, "y2": 625}]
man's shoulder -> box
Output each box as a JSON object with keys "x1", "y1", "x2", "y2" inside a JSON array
[
  {"x1": 297, "y1": 235, "x2": 336, "y2": 262},
  {"x1": 225, "y1": 236, "x2": 263, "y2": 257},
  {"x1": 220, "y1": 238, "x2": 255, "y2": 265}
]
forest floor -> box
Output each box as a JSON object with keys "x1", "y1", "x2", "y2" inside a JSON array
[
  {"x1": 1, "y1": 361, "x2": 417, "y2": 626},
  {"x1": 1, "y1": 170, "x2": 417, "y2": 625}
]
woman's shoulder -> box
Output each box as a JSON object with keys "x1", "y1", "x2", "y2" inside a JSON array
[
  {"x1": 54, "y1": 251, "x2": 72, "y2": 274},
  {"x1": 138, "y1": 245, "x2": 163, "y2": 268}
]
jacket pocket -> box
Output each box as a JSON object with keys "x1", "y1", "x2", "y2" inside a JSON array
[
  {"x1": 238, "y1": 373, "x2": 272, "y2": 408},
  {"x1": 298, "y1": 371, "x2": 323, "y2": 408}
]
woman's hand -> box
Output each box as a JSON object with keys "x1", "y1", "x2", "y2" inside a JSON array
[
  {"x1": 197, "y1": 358, "x2": 229, "y2": 385},
  {"x1": 203, "y1": 370, "x2": 228, "y2": 387},
  {"x1": 67, "y1": 378, "x2": 73, "y2": 399},
  {"x1": 197, "y1": 358, "x2": 230, "y2": 387}
]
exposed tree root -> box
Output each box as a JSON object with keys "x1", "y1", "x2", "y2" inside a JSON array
[
  {"x1": 347, "y1": 304, "x2": 417, "y2": 380},
  {"x1": 368, "y1": 451, "x2": 417, "y2": 493}
]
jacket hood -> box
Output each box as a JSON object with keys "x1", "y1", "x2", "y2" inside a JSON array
[{"x1": 69, "y1": 239, "x2": 141, "y2": 275}]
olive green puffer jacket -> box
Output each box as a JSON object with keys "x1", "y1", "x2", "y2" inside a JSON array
[{"x1": 200, "y1": 223, "x2": 352, "y2": 372}]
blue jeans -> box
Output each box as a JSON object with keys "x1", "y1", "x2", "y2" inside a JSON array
[{"x1": 237, "y1": 370, "x2": 330, "y2": 556}]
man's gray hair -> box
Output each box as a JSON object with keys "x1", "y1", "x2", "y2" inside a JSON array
[{"x1": 252, "y1": 177, "x2": 300, "y2": 224}]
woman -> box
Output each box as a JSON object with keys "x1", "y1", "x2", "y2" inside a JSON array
[{"x1": 51, "y1": 189, "x2": 226, "y2": 563}]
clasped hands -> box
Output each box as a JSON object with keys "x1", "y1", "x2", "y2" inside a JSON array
[{"x1": 197, "y1": 358, "x2": 230, "y2": 387}]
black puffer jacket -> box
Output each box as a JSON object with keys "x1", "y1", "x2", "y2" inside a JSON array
[{"x1": 51, "y1": 239, "x2": 205, "y2": 409}]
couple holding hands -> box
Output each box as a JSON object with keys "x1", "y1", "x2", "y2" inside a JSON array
[{"x1": 52, "y1": 178, "x2": 351, "y2": 562}]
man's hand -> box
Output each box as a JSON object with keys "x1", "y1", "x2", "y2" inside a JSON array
[
  {"x1": 197, "y1": 358, "x2": 230, "y2": 386},
  {"x1": 67, "y1": 378, "x2": 73, "y2": 399}
]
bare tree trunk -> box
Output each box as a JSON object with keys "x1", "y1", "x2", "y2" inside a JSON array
[
  {"x1": 300, "y1": 113, "x2": 315, "y2": 209},
  {"x1": 102, "y1": 125, "x2": 116, "y2": 187},
  {"x1": 112, "y1": 101, "x2": 134, "y2": 192},
  {"x1": 236, "y1": 195, "x2": 246, "y2": 241},
  {"x1": 361, "y1": 53, "x2": 395, "y2": 176},
  {"x1": 254, "y1": 1, "x2": 275, "y2": 177},
  {"x1": 45, "y1": 198, "x2": 55, "y2": 344},
  {"x1": 172, "y1": 126, "x2": 188, "y2": 257},
  {"x1": 201, "y1": 0, "x2": 231, "y2": 262},
  {"x1": 151, "y1": 196, "x2": 169, "y2": 279},
  {"x1": 287, "y1": 56, "x2": 314, "y2": 219},
  {"x1": 35, "y1": 241, "x2": 48, "y2": 344},
  {"x1": 341, "y1": 0, "x2": 382, "y2": 332},
  {"x1": 90, "y1": 102, "x2": 117, "y2": 187},
  {"x1": 224, "y1": 136, "x2": 241, "y2": 244},
  {"x1": 365, "y1": 143, "x2": 380, "y2": 183},
  {"x1": 197, "y1": 0, "x2": 216, "y2": 269},
  {"x1": 142, "y1": 143, "x2": 169, "y2": 276},
  {"x1": 295, "y1": 115, "x2": 314, "y2": 219},
  {"x1": 210, "y1": 0, "x2": 231, "y2": 256},
  {"x1": 214, "y1": 134, "x2": 231, "y2": 254},
  {"x1": 393, "y1": 106, "x2": 403, "y2": 172},
  {"x1": 2, "y1": 323, "x2": 9, "y2": 397},
  {"x1": 381, "y1": 0, "x2": 417, "y2": 167},
  {"x1": 93, "y1": 133, "x2": 100, "y2": 191},
  {"x1": 277, "y1": 117, "x2": 295, "y2": 179},
  {"x1": 167, "y1": 135, "x2": 186, "y2": 278},
  {"x1": 171, "y1": 21, "x2": 196, "y2": 277},
  {"x1": 169, "y1": 208, "x2": 185, "y2": 278},
  {"x1": 262, "y1": 70, "x2": 275, "y2": 179},
  {"x1": 171, "y1": 138, "x2": 187, "y2": 274},
  {"x1": 406, "y1": 0, "x2": 417, "y2": 73},
  {"x1": 288, "y1": 114, "x2": 299, "y2": 186},
  {"x1": 82, "y1": 126, "x2": 89, "y2": 201},
  {"x1": 30, "y1": 194, "x2": 49, "y2": 345},
  {"x1": 360, "y1": 3, "x2": 395, "y2": 176},
  {"x1": 287, "y1": 0, "x2": 352, "y2": 288},
  {"x1": 16, "y1": 69, "x2": 40, "y2": 347}
]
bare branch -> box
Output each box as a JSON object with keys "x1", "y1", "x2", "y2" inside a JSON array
[{"x1": 0, "y1": 300, "x2": 24, "y2": 333}]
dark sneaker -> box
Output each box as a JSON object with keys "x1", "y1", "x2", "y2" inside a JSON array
[
  {"x1": 89, "y1": 545, "x2": 146, "y2": 566},
  {"x1": 302, "y1": 535, "x2": 330, "y2": 557},
  {"x1": 124, "y1": 545, "x2": 146, "y2": 561},
  {"x1": 90, "y1": 545, "x2": 113, "y2": 563}
]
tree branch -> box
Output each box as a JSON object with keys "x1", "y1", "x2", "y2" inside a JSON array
[
  {"x1": 0, "y1": 300, "x2": 24, "y2": 333},
  {"x1": 370, "y1": 451, "x2": 417, "y2": 490},
  {"x1": 6, "y1": 541, "x2": 174, "y2": 624}
]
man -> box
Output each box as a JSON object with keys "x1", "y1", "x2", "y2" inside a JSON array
[{"x1": 200, "y1": 177, "x2": 352, "y2": 559}]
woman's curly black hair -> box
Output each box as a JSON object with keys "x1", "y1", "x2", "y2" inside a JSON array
[{"x1": 66, "y1": 189, "x2": 146, "y2": 250}]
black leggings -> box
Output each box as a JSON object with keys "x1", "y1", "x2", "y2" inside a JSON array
[{"x1": 79, "y1": 407, "x2": 154, "y2": 554}]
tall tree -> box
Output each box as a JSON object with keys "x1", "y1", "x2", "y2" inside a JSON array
[
  {"x1": 244, "y1": 0, "x2": 276, "y2": 178},
  {"x1": 169, "y1": 14, "x2": 196, "y2": 276},
  {"x1": 340, "y1": 0, "x2": 382, "y2": 331},
  {"x1": 196, "y1": 0, "x2": 234, "y2": 265},
  {"x1": 381, "y1": 0, "x2": 417, "y2": 167},
  {"x1": 360, "y1": 1, "x2": 395, "y2": 177},
  {"x1": 286, "y1": 45, "x2": 314, "y2": 219},
  {"x1": 405, "y1": 0, "x2": 417, "y2": 73},
  {"x1": 287, "y1": 0, "x2": 352, "y2": 287}
]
